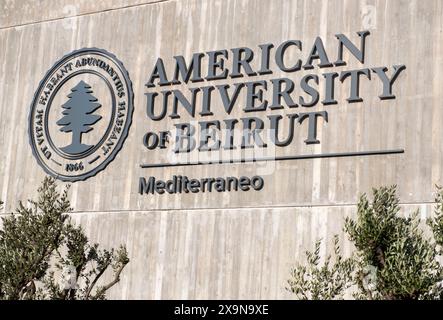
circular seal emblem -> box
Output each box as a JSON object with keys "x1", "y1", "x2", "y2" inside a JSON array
[{"x1": 28, "y1": 48, "x2": 134, "y2": 182}]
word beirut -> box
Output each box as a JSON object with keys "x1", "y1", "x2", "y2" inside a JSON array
[{"x1": 143, "y1": 31, "x2": 405, "y2": 152}]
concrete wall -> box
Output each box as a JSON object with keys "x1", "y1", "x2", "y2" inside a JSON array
[{"x1": 0, "y1": 0, "x2": 442, "y2": 299}]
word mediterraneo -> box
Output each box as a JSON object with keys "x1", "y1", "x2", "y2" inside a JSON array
[{"x1": 144, "y1": 31, "x2": 405, "y2": 152}]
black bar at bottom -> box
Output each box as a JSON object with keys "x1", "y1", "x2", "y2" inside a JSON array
[{"x1": 0, "y1": 299, "x2": 429, "y2": 319}]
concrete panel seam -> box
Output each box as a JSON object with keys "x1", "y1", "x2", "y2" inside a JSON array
[
  {"x1": 0, "y1": 201, "x2": 436, "y2": 216},
  {"x1": 0, "y1": 0, "x2": 174, "y2": 30}
]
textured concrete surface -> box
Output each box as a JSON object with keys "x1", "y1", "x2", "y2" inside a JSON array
[
  {"x1": 0, "y1": 0, "x2": 162, "y2": 28},
  {"x1": 0, "y1": 0, "x2": 442, "y2": 299}
]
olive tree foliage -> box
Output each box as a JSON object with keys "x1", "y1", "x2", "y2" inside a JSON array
[
  {"x1": 0, "y1": 177, "x2": 129, "y2": 300},
  {"x1": 287, "y1": 235, "x2": 355, "y2": 300},
  {"x1": 287, "y1": 186, "x2": 443, "y2": 300}
]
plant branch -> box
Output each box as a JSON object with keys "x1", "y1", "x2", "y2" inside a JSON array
[
  {"x1": 92, "y1": 261, "x2": 128, "y2": 299},
  {"x1": 84, "y1": 262, "x2": 111, "y2": 299}
]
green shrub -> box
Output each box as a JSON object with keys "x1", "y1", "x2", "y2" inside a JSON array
[{"x1": 0, "y1": 177, "x2": 129, "y2": 300}]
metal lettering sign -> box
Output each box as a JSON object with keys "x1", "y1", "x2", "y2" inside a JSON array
[
  {"x1": 28, "y1": 31, "x2": 406, "y2": 191},
  {"x1": 28, "y1": 48, "x2": 134, "y2": 181},
  {"x1": 140, "y1": 31, "x2": 406, "y2": 171}
]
